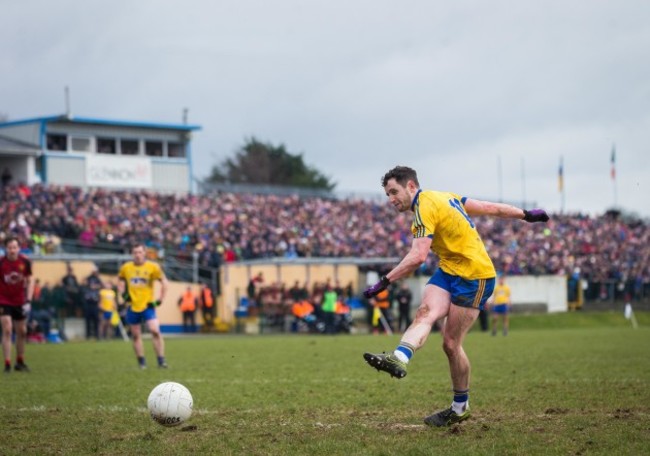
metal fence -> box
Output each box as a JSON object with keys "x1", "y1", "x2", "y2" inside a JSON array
[{"x1": 50, "y1": 239, "x2": 222, "y2": 294}]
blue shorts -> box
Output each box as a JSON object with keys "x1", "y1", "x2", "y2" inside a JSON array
[
  {"x1": 102, "y1": 311, "x2": 113, "y2": 321},
  {"x1": 492, "y1": 304, "x2": 509, "y2": 314},
  {"x1": 428, "y1": 269, "x2": 495, "y2": 311},
  {"x1": 125, "y1": 306, "x2": 157, "y2": 325}
]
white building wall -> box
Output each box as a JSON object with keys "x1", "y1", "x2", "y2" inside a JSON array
[
  {"x1": 152, "y1": 160, "x2": 190, "y2": 192},
  {"x1": 45, "y1": 154, "x2": 190, "y2": 192},
  {"x1": 0, "y1": 123, "x2": 41, "y2": 146},
  {"x1": 46, "y1": 155, "x2": 86, "y2": 186}
]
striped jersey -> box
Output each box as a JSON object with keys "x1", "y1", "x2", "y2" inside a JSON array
[{"x1": 411, "y1": 190, "x2": 496, "y2": 279}]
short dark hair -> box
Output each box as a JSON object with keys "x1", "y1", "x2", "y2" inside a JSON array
[
  {"x1": 381, "y1": 166, "x2": 420, "y2": 188},
  {"x1": 131, "y1": 242, "x2": 146, "y2": 251},
  {"x1": 4, "y1": 236, "x2": 19, "y2": 247}
]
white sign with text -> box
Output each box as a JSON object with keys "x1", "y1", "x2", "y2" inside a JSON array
[{"x1": 86, "y1": 155, "x2": 152, "y2": 188}]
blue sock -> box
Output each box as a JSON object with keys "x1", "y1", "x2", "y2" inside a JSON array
[
  {"x1": 394, "y1": 342, "x2": 416, "y2": 362},
  {"x1": 453, "y1": 389, "x2": 469, "y2": 404},
  {"x1": 157, "y1": 356, "x2": 165, "y2": 366},
  {"x1": 137, "y1": 356, "x2": 146, "y2": 366}
]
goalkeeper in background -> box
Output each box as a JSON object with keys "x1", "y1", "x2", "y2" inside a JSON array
[
  {"x1": 363, "y1": 166, "x2": 549, "y2": 427},
  {"x1": 118, "y1": 243, "x2": 169, "y2": 369}
]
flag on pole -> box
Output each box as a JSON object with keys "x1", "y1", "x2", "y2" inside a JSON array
[
  {"x1": 610, "y1": 145, "x2": 616, "y2": 180},
  {"x1": 558, "y1": 156, "x2": 564, "y2": 192}
]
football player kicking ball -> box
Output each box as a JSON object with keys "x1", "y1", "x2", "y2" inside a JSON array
[
  {"x1": 0, "y1": 237, "x2": 35, "y2": 373},
  {"x1": 363, "y1": 166, "x2": 549, "y2": 427},
  {"x1": 118, "y1": 243, "x2": 169, "y2": 369}
]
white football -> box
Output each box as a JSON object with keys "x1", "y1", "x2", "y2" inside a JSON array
[{"x1": 147, "y1": 382, "x2": 193, "y2": 427}]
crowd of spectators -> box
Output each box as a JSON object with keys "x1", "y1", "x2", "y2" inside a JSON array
[
  {"x1": 242, "y1": 275, "x2": 356, "y2": 334},
  {"x1": 1, "y1": 184, "x2": 649, "y2": 300}
]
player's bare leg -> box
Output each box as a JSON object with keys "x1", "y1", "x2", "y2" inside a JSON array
[
  {"x1": 147, "y1": 318, "x2": 167, "y2": 368},
  {"x1": 442, "y1": 304, "x2": 479, "y2": 393},
  {"x1": 130, "y1": 324, "x2": 146, "y2": 368},
  {"x1": 1, "y1": 316, "x2": 13, "y2": 372},
  {"x1": 14, "y1": 319, "x2": 28, "y2": 363},
  {"x1": 424, "y1": 304, "x2": 478, "y2": 427},
  {"x1": 364, "y1": 285, "x2": 450, "y2": 378},
  {"x1": 401, "y1": 284, "x2": 451, "y2": 349}
]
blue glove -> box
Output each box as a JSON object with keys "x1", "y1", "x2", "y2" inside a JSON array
[
  {"x1": 523, "y1": 209, "x2": 549, "y2": 223},
  {"x1": 363, "y1": 276, "x2": 390, "y2": 299}
]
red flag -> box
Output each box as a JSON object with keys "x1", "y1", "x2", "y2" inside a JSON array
[{"x1": 610, "y1": 145, "x2": 616, "y2": 180}]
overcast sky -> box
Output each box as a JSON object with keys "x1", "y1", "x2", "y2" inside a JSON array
[{"x1": 2, "y1": 1, "x2": 649, "y2": 217}]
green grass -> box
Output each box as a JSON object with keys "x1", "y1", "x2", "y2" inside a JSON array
[{"x1": 2, "y1": 312, "x2": 650, "y2": 455}]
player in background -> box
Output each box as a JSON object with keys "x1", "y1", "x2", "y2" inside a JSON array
[
  {"x1": 0, "y1": 237, "x2": 35, "y2": 373},
  {"x1": 98, "y1": 280, "x2": 117, "y2": 340},
  {"x1": 362, "y1": 166, "x2": 549, "y2": 427},
  {"x1": 490, "y1": 275, "x2": 512, "y2": 336},
  {"x1": 118, "y1": 243, "x2": 168, "y2": 369}
]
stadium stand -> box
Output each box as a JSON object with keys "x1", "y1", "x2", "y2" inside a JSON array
[{"x1": 1, "y1": 184, "x2": 649, "y2": 306}]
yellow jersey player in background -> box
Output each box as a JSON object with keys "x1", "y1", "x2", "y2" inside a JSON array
[
  {"x1": 363, "y1": 166, "x2": 549, "y2": 427},
  {"x1": 98, "y1": 280, "x2": 117, "y2": 340},
  {"x1": 490, "y1": 275, "x2": 512, "y2": 336},
  {"x1": 118, "y1": 243, "x2": 169, "y2": 369}
]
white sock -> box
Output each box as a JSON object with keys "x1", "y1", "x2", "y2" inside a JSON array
[
  {"x1": 393, "y1": 350, "x2": 409, "y2": 364},
  {"x1": 451, "y1": 401, "x2": 468, "y2": 414}
]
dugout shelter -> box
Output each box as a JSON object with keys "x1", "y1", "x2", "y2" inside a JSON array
[{"x1": 0, "y1": 114, "x2": 201, "y2": 192}]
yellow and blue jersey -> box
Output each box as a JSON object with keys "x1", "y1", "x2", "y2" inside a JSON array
[
  {"x1": 118, "y1": 261, "x2": 163, "y2": 312},
  {"x1": 493, "y1": 284, "x2": 511, "y2": 305},
  {"x1": 411, "y1": 190, "x2": 496, "y2": 280},
  {"x1": 99, "y1": 288, "x2": 116, "y2": 312}
]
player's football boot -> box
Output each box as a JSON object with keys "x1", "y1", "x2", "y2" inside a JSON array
[
  {"x1": 424, "y1": 406, "x2": 470, "y2": 427},
  {"x1": 4, "y1": 364, "x2": 11, "y2": 374},
  {"x1": 158, "y1": 361, "x2": 168, "y2": 369},
  {"x1": 363, "y1": 352, "x2": 407, "y2": 379},
  {"x1": 14, "y1": 362, "x2": 30, "y2": 372}
]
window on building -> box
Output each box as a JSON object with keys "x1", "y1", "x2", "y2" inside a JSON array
[
  {"x1": 145, "y1": 141, "x2": 163, "y2": 157},
  {"x1": 46, "y1": 134, "x2": 67, "y2": 151},
  {"x1": 167, "y1": 142, "x2": 186, "y2": 158},
  {"x1": 120, "y1": 139, "x2": 139, "y2": 155},
  {"x1": 71, "y1": 137, "x2": 92, "y2": 152},
  {"x1": 97, "y1": 138, "x2": 116, "y2": 154}
]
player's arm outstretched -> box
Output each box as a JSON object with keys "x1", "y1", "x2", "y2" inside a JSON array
[
  {"x1": 364, "y1": 236, "x2": 432, "y2": 298},
  {"x1": 463, "y1": 199, "x2": 549, "y2": 223}
]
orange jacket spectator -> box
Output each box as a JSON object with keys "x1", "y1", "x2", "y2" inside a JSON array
[
  {"x1": 292, "y1": 300, "x2": 314, "y2": 319},
  {"x1": 178, "y1": 288, "x2": 197, "y2": 312},
  {"x1": 373, "y1": 289, "x2": 390, "y2": 309},
  {"x1": 201, "y1": 286, "x2": 214, "y2": 309},
  {"x1": 335, "y1": 301, "x2": 350, "y2": 314}
]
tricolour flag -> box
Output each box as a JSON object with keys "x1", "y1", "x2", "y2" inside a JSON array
[
  {"x1": 610, "y1": 145, "x2": 616, "y2": 180},
  {"x1": 558, "y1": 156, "x2": 564, "y2": 192}
]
